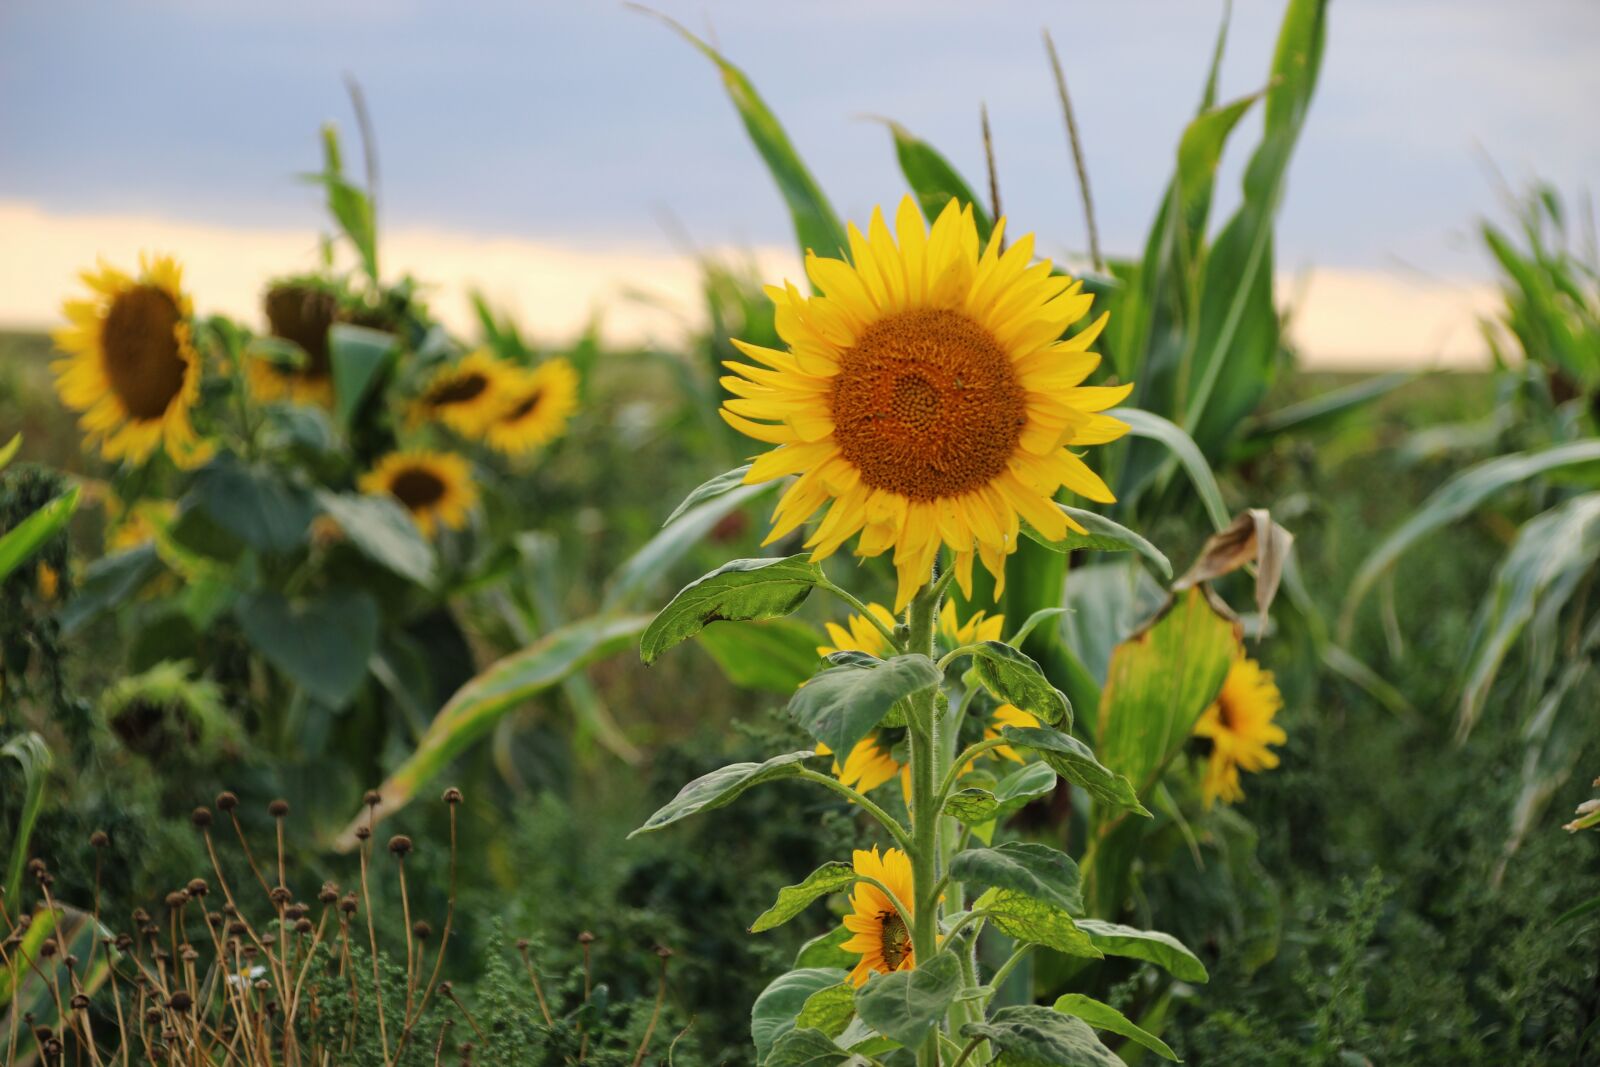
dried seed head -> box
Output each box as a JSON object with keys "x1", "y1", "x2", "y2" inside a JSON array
[
  {"x1": 26, "y1": 858, "x2": 46, "y2": 879},
  {"x1": 655, "y1": 944, "x2": 674, "y2": 959},
  {"x1": 354, "y1": 826, "x2": 371, "y2": 842},
  {"x1": 339, "y1": 893, "x2": 359, "y2": 915},
  {"x1": 222, "y1": 902, "x2": 237, "y2": 916},
  {"x1": 207, "y1": 911, "x2": 223, "y2": 928},
  {"x1": 168, "y1": 991, "x2": 192, "y2": 1013},
  {"x1": 180, "y1": 945, "x2": 199, "y2": 962},
  {"x1": 294, "y1": 918, "x2": 313, "y2": 935},
  {"x1": 39, "y1": 941, "x2": 58, "y2": 959},
  {"x1": 283, "y1": 904, "x2": 306, "y2": 922},
  {"x1": 216, "y1": 791, "x2": 239, "y2": 812},
  {"x1": 515, "y1": 937, "x2": 530, "y2": 950},
  {"x1": 412, "y1": 920, "x2": 432, "y2": 941},
  {"x1": 576, "y1": 931, "x2": 595, "y2": 945},
  {"x1": 35, "y1": 872, "x2": 53, "y2": 888},
  {"x1": 269, "y1": 886, "x2": 292, "y2": 905},
  {"x1": 363, "y1": 789, "x2": 381, "y2": 807},
  {"x1": 64, "y1": 954, "x2": 78, "y2": 970},
  {"x1": 165, "y1": 890, "x2": 189, "y2": 911},
  {"x1": 267, "y1": 799, "x2": 290, "y2": 818},
  {"x1": 442, "y1": 786, "x2": 463, "y2": 805},
  {"x1": 132, "y1": 908, "x2": 150, "y2": 925},
  {"x1": 70, "y1": 993, "x2": 90, "y2": 1011},
  {"x1": 191, "y1": 807, "x2": 213, "y2": 829},
  {"x1": 227, "y1": 922, "x2": 247, "y2": 939},
  {"x1": 144, "y1": 1008, "x2": 162, "y2": 1025},
  {"x1": 318, "y1": 882, "x2": 339, "y2": 903},
  {"x1": 186, "y1": 878, "x2": 208, "y2": 898},
  {"x1": 387, "y1": 835, "x2": 413, "y2": 858},
  {"x1": 89, "y1": 830, "x2": 110, "y2": 849},
  {"x1": 115, "y1": 933, "x2": 133, "y2": 951}
]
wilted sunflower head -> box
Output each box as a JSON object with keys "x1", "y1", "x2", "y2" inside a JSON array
[
  {"x1": 249, "y1": 281, "x2": 341, "y2": 406},
  {"x1": 359, "y1": 449, "x2": 477, "y2": 537},
  {"x1": 723, "y1": 196, "x2": 1131, "y2": 609},
  {"x1": 52, "y1": 254, "x2": 210, "y2": 467},
  {"x1": 486, "y1": 357, "x2": 580, "y2": 457},
  {"x1": 843, "y1": 846, "x2": 917, "y2": 986},
  {"x1": 1192, "y1": 656, "x2": 1287, "y2": 807},
  {"x1": 411, "y1": 351, "x2": 515, "y2": 437}
]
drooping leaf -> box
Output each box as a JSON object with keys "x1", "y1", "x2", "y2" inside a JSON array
[
  {"x1": 975, "y1": 888, "x2": 1101, "y2": 960},
  {"x1": 661, "y1": 463, "x2": 754, "y2": 527},
  {"x1": 317, "y1": 491, "x2": 436, "y2": 586},
  {"x1": 1075, "y1": 920, "x2": 1208, "y2": 982},
  {"x1": 950, "y1": 842, "x2": 1084, "y2": 916},
  {"x1": 752, "y1": 862, "x2": 858, "y2": 933},
  {"x1": 882, "y1": 119, "x2": 995, "y2": 242},
  {"x1": 797, "y1": 982, "x2": 856, "y2": 1041},
  {"x1": 632, "y1": 751, "x2": 815, "y2": 838},
  {"x1": 698, "y1": 617, "x2": 826, "y2": 693},
  {"x1": 1114, "y1": 408, "x2": 1232, "y2": 531},
  {"x1": 328, "y1": 324, "x2": 397, "y2": 427},
  {"x1": 604, "y1": 481, "x2": 776, "y2": 611},
  {"x1": 641, "y1": 555, "x2": 825, "y2": 664},
  {"x1": 854, "y1": 951, "x2": 963, "y2": 1049},
  {"x1": 58, "y1": 545, "x2": 164, "y2": 636},
  {"x1": 235, "y1": 589, "x2": 377, "y2": 708},
  {"x1": 1020, "y1": 505, "x2": 1172, "y2": 580},
  {"x1": 0, "y1": 486, "x2": 78, "y2": 583},
  {"x1": 1173, "y1": 508, "x2": 1294, "y2": 623},
  {"x1": 338, "y1": 614, "x2": 648, "y2": 846},
  {"x1": 192, "y1": 457, "x2": 317, "y2": 555},
  {"x1": 968, "y1": 642, "x2": 1071, "y2": 727},
  {"x1": 2, "y1": 733, "x2": 51, "y2": 902},
  {"x1": 1052, "y1": 995, "x2": 1178, "y2": 1061},
  {"x1": 789, "y1": 653, "x2": 940, "y2": 760},
  {"x1": 751, "y1": 968, "x2": 848, "y2": 1063},
  {"x1": 1235, "y1": 371, "x2": 1416, "y2": 460},
  {"x1": 1000, "y1": 726, "x2": 1147, "y2": 817},
  {"x1": 1095, "y1": 588, "x2": 1238, "y2": 791},
  {"x1": 962, "y1": 1006, "x2": 1121, "y2": 1067}
]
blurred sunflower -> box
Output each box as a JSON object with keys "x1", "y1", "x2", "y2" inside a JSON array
[
  {"x1": 723, "y1": 196, "x2": 1131, "y2": 609},
  {"x1": 814, "y1": 602, "x2": 905, "y2": 791},
  {"x1": 52, "y1": 254, "x2": 209, "y2": 466},
  {"x1": 985, "y1": 704, "x2": 1042, "y2": 763},
  {"x1": 249, "y1": 282, "x2": 341, "y2": 406},
  {"x1": 411, "y1": 350, "x2": 515, "y2": 436},
  {"x1": 106, "y1": 496, "x2": 176, "y2": 552},
  {"x1": 487, "y1": 358, "x2": 579, "y2": 456},
  {"x1": 818, "y1": 602, "x2": 897, "y2": 658},
  {"x1": 360, "y1": 450, "x2": 477, "y2": 537},
  {"x1": 939, "y1": 600, "x2": 1003, "y2": 647},
  {"x1": 843, "y1": 846, "x2": 916, "y2": 986},
  {"x1": 1192, "y1": 656, "x2": 1287, "y2": 807}
]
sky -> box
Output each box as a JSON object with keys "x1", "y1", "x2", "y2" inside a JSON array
[{"x1": 1, "y1": 0, "x2": 1595, "y2": 364}]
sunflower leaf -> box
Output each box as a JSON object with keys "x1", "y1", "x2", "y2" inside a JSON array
[
  {"x1": 854, "y1": 950, "x2": 963, "y2": 1049},
  {"x1": 316, "y1": 491, "x2": 436, "y2": 586},
  {"x1": 751, "y1": 968, "x2": 848, "y2": 1064},
  {"x1": 328, "y1": 324, "x2": 398, "y2": 428},
  {"x1": 1052, "y1": 994, "x2": 1179, "y2": 1061},
  {"x1": 192, "y1": 456, "x2": 317, "y2": 555},
  {"x1": 1017, "y1": 505, "x2": 1174, "y2": 581},
  {"x1": 59, "y1": 545, "x2": 164, "y2": 636},
  {"x1": 662, "y1": 463, "x2": 754, "y2": 527},
  {"x1": 950, "y1": 842, "x2": 1084, "y2": 916},
  {"x1": 993, "y1": 761, "x2": 1059, "y2": 816},
  {"x1": 697, "y1": 617, "x2": 826, "y2": 693},
  {"x1": 1074, "y1": 920, "x2": 1208, "y2": 982},
  {"x1": 751, "y1": 861, "x2": 859, "y2": 933},
  {"x1": 962, "y1": 1006, "x2": 1121, "y2": 1067},
  {"x1": 235, "y1": 589, "x2": 378, "y2": 710},
  {"x1": 789, "y1": 653, "x2": 941, "y2": 760},
  {"x1": 632, "y1": 750, "x2": 815, "y2": 838},
  {"x1": 765, "y1": 1027, "x2": 853, "y2": 1067},
  {"x1": 794, "y1": 926, "x2": 855, "y2": 970},
  {"x1": 968, "y1": 642, "x2": 1071, "y2": 727},
  {"x1": 641, "y1": 555, "x2": 826, "y2": 664},
  {"x1": 1000, "y1": 726, "x2": 1148, "y2": 817},
  {"x1": 943, "y1": 788, "x2": 999, "y2": 825},
  {"x1": 797, "y1": 983, "x2": 856, "y2": 1040}
]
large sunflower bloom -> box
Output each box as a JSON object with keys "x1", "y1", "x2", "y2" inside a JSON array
[
  {"x1": 842, "y1": 846, "x2": 916, "y2": 987},
  {"x1": 248, "y1": 282, "x2": 341, "y2": 406},
  {"x1": 52, "y1": 254, "x2": 209, "y2": 466},
  {"x1": 411, "y1": 350, "x2": 516, "y2": 437},
  {"x1": 723, "y1": 196, "x2": 1131, "y2": 609},
  {"x1": 359, "y1": 450, "x2": 478, "y2": 537},
  {"x1": 487, "y1": 358, "x2": 579, "y2": 456},
  {"x1": 1192, "y1": 656, "x2": 1287, "y2": 807}
]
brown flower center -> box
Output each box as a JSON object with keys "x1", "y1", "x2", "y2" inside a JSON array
[
  {"x1": 831, "y1": 308, "x2": 1024, "y2": 500},
  {"x1": 878, "y1": 910, "x2": 912, "y2": 971},
  {"x1": 426, "y1": 373, "x2": 490, "y2": 407},
  {"x1": 506, "y1": 387, "x2": 545, "y2": 422},
  {"x1": 264, "y1": 285, "x2": 337, "y2": 379},
  {"x1": 390, "y1": 467, "x2": 447, "y2": 511},
  {"x1": 101, "y1": 285, "x2": 187, "y2": 422}
]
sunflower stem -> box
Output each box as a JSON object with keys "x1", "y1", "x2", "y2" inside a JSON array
[{"x1": 906, "y1": 574, "x2": 945, "y2": 1067}]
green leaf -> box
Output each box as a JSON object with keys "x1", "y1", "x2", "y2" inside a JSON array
[
  {"x1": 0, "y1": 432, "x2": 20, "y2": 471},
  {"x1": 943, "y1": 788, "x2": 999, "y2": 824},
  {"x1": 751, "y1": 968, "x2": 848, "y2": 1063},
  {"x1": 1008, "y1": 608, "x2": 1069, "y2": 649},
  {"x1": 2, "y1": 733, "x2": 51, "y2": 902},
  {"x1": 968, "y1": 642, "x2": 1071, "y2": 727},
  {"x1": 962, "y1": 1006, "x2": 1121, "y2": 1067},
  {"x1": 950, "y1": 842, "x2": 1084, "y2": 916},
  {"x1": 975, "y1": 888, "x2": 1101, "y2": 960},
  {"x1": 1000, "y1": 726, "x2": 1146, "y2": 817},
  {"x1": 795, "y1": 925, "x2": 855, "y2": 970},
  {"x1": 752, "y1": 862, "x2": 858, "y2": 933},
  {"x1": 766, "y1": 1027, "x2": 853, "y2": 1067},
  {"x1": 698, "y1": 618, "x2": 825, "y2": 693},
  {"x1": 0, "y1": 486, "x2": 78, "y2": 583},
  {"x1": 632, "y1": 750, "x2": 815, "y2": 838},
  {"x1": 192, "y1": 457, "x2": 316, "y2": 555},
  {"x1": 789, "y1": 653, "x2": 940, "y2": 761},
  {"x1": 603, "y1": 480, "x2": 775, "y2": 611},
  {"x1": 1052, "y1": 994, "x2": 1177, "y2": 1061},
  {"x1": 662, "y1": 463, "x2": 753, "y2": 527},
  {"x1": 1075, "y1": 920, "x2": 1208, "y2": 982},
  {"x1": 59, "y1": 545, "x2": 164, "y2": 636},
  {"x1": 797, "y1": 983, "x2": 856, "y2": 1040},
  {"x1": 235, "y1": 589, "x2": 378, "y2": 709},
  {"x1": 329, "y1": 324, "x2": 398, "y2": 427},
  {"x1": 166, "y1": 502, "x2": 244, "y2": 563},
  {"x1": 992, "y1": 761, "x2": 1059, "y2": 817},
  {"x1": 1235, "y1": 371, "x2": 1416, "y2": 460},
  {"x1": 854, "y1": 951, "x2": 963, "y2": 1049},
  {"x1": 1342, "y1": 440, "x2": 1600, "y2": 641},
  {"x1": 1114, "y1": 408, "x2": 1232, "y2": 531},
  {"x1": 317, "y1": 490, "x2": 436, "y2": 586},
  {"x1": 641, "y1": 555, "x2": 825, "y2": 665},
  {"x1": 647, "y1": 11, "x2": 846, "y2": 261},
  {"x1": 1095, "y1": 587, "x2": 1237, "y2": 792},
  {"x1": 1019, "y1": 505, "x2": 1172, "y2": 581},
  {"x1": 883, "y1": 119, "x2": 995, "y2": 242}
]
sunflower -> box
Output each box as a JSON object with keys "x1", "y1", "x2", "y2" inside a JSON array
[
  {"x1": 486, "y1": 358, "x2": 579, "y2": 456},
  {"x1": 939, "y1": 600, "x2": 1003, "y2": 648},
  {"x1": 819, "y1": 602, "x2": 897, "y2": 659},
  {"x1": 52, "y1": 254, "x2": 209, "y2": 466},
  {"x1": 1192, "y1": 656, "x2": 1287, "y2": 807},
  {"x1": 106, "y1": 497, "x2": 176, "y2": 552},
  {"x1": 842, "y1": 846, "x2": 917, "y2": 986},
  {"x1": 359, "y1": 450, "x2": 478, "y2": 537},
  {"x1": 248, "y1": 282, "x2": 341, "y2": 406},
  {"x1": 723, "y1": 196, "x2": 1132, "y2": 609},
  {"x1": 411, "y1": 351, "x2": 516, "y2": 437},
  {"x1": 985, "y1": 704, "x2": 1042, "y2": 763}
]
